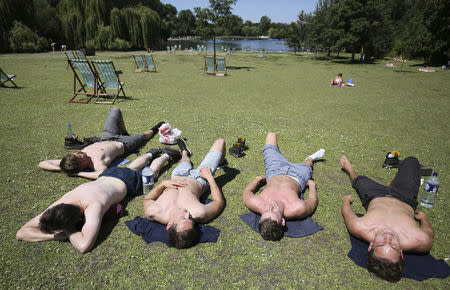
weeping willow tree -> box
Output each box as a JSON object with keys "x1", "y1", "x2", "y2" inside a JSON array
[
  {"x1": 0, "y1": 0, "x2": 11, "y2": 51},
  {"x1": 110, "y1": 5, "x2": 160, "y2": 49}
]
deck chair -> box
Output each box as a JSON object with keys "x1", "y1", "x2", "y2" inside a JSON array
[
  {"x1": 77, "y1": 50, "x2": 88, "y2": 61},
  {"x1": 0, "y1": 68, "x2": 18, "y2": 87},
  {"x1": 204, "y1": 56, "x2": 215, "y2": 75},
  {"x1": 69, "y1": 60, "x2": 100, "y2": 103},
  {"x1": 216, "y1": 57, "x2": 227, "y2": 76},
  {"x1": 133, "y1": 55, "x2": 146, "y2": 72},
  {"x1": 65, "y1": 51, "x2": 79, "y2": 61},
  {"x1": 92, "y1": 60, "x2": 125, "y2": 104},
  {"x1": 144, "y1": 54, "x2": 156, "y2": 72}
]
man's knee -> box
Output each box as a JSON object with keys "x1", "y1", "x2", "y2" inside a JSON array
[{"x1": 211, "y1": 138, "x2": 225, "y2": 151}]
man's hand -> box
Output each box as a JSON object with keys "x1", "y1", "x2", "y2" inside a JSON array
[
  {"x1": 307, "y1": 179, "x2": 316, "y2": 188},
  {"x1": 199, "y1": 166, "x2": 214, "y2": 181},
  {"x1": 415, "y1": 211, "x2": 427, "y2": 221},
  {"x1": 343, "y1": 194, "x2": 354, "y2": 204},
  {"x1": 54, "y1": 232, "x2": 69, "y2": 242},
  {"x1": 161, "y1": 180, "x2": 187, "y2": 189}
]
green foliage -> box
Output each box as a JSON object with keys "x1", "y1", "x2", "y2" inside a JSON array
[
  {"x1": 8, "y1": 21, "x2": 48, "y2": 52},
  {"x1": 109, "y1": 37, "x2": 132, "y2": 50}
]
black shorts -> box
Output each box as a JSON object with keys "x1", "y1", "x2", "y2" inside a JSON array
[
  {"x1": 352, "y1": 157, "x2": 420, "y2": 210},
  {"x1": 99, "y1": 167, "x2": 143, "y2": 197}
]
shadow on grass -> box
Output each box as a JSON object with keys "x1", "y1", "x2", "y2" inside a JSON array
[{"x1": 227, "y1": 66, "x2": 255, "y2": 71}]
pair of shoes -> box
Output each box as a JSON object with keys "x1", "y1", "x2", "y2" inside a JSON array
[
  {"x1": 162, "y1": 146, "x2": 181, "y2": 163},
  {"x1": 229, "y1": 137, "x2": 249, "y2": 158},
  {"x1": 64, "y1": 135, "x2": 88, "y2": 150},
  {"x1": 382, "y1": 151, "x2": 400, "y2": 168},
  {"x1": 146, "y1": 147, "x2": 162, "y2": 157},
  {"x1": 177, "y1": 138, "x2": 192, "y2": 156}
]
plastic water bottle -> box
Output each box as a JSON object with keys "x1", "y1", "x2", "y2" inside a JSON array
[
  {"x1": 420, "y1": 172, "x2": 440, "y2": 208},
  {"x1": 142, "y1": 163, "x2": 154, "y2": 194},
  {"x1": 67, "y1": 124, "x2": 74, "y2": 138}
]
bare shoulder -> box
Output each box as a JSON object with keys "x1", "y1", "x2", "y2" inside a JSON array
[{"x1": 284, "y1": 199, "x2": 307, "y2": 219}]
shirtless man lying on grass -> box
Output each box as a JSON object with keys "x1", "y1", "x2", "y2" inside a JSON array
[
  {"x1": 143, "y1": 138, "x2": 226, "y2": 249},
  {"x1": 38, "y1": 107, "x2": 164, "y2": 180},
  {"x1": 340, "y1": 155, "x2": 434, "y2": 282},
  {"x1": 242, "y1": 132, "x2": 325, "y2": 241}
]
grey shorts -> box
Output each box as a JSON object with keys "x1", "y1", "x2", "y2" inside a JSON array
[
  {"x1": 263, "y1": 144, "x2": 312, "y2": 192},
  {"x1": 100, "y1": 108, "x2": 146, "y2": 155},
  {"x1": 171, "y1": 150, "x2": 222, "y2": 193}
]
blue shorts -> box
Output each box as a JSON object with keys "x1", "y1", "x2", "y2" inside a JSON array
[
  {"x1": 171, "y1": 150, "x2": 222, "y2": 193},
  {"x1": 263, "y1": 144, "x2": 312, "y2": 192},
  {"x1": 99, "y1": 167, "x2": 143, "y2": 196},
  {"x1": 100, "y1": 108, "x2": 147, "y2": 155}
]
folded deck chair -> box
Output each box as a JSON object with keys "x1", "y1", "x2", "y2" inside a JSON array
[
  {"x1": 0, "y1": 68, "x2": 18, "y2": 88},
  {"x1": 92, "y1": 60, "x2": 125, "y2": 104},
  {"x1": 69, "y1": 60, "x2": 100, "y2": 103},
  {"x1": 144, "y1": 54, "x2": 157, "y2": 72},
  {"x1": 77, "y1": 50, "x2": 88, "y2": 61},
  {"x1": 216, "y1": 57, "x2": 227, "y2": 76},
  {"x1": 133, "y1": 55, "x2": 146, "y2": 72},
  {"x1": 204, "y1": 56, "x2": 215, "y2": 75}
]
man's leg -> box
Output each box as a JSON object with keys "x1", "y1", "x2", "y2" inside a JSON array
[
  {"x1": 304, "y1": 149, "x2": 325, "y2": 166},
  {"x1": 209, "y1": 138, "x2": 226, "y2": 164},
  {"x1": 265, "y1": 132, "x2": 278, "y2": 147},
  {"x1": 143, "y1": 121, "x2": 165, "y2": 141},
  {"x1": 340, "y1": 155, "x2": 359, "y2": 182}
]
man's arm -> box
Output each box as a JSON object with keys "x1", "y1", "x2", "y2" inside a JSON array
[
  {"x1": 198, "y1": 166, "x2": 225, "y2": 223},
  {"x1": 300, "y1": 180, "x2": 318, "y2": 218},
  {"x1": 16, "y1": 214, "x2": 57, "y2": 242},
  {"x1": 341, "y1": 194, "x2": 366, "y2": 240},
  {"x1": 242, "y1": 175, "x2": 266, "y2": 213},
  {"x1": 38, "y1": 160, "x2": 62, "y2": 172},
  {"x1": 411, "y1": 211, "x2": 434, "y2": 252},
  {"x1": 67, "y1": 204, "x2": 102, "y2": 254},
  {"x1": 76, "y1": 171, "x2": 101, "y2": 180}
]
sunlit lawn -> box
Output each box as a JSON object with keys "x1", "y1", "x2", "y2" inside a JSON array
[{"x1": 0, "y1": 50, "x2": 448, "y2": 288}]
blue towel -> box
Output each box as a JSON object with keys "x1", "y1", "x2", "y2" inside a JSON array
[
  {"x1": 239, "y1": 212, "x2": 323, "y2": 238},
  {"x1": 125, "y1": 216, "x2": 220, "y2": 247},
  {"x1": 348, "y1": 214, "x2": 450, "y2": 281}
]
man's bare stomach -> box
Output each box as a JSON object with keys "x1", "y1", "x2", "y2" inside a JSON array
[{"x1": 172, "y1": 176, "x2": 203, "y2": 198}]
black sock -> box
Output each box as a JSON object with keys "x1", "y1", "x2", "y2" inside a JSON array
[{"x1": 151, "y1": 121, "x2": 165, "y2": 133}]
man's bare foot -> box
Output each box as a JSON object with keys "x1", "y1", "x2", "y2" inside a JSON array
[{"x1": 340, "y1": 155, "x2": 352, "y2": 171}]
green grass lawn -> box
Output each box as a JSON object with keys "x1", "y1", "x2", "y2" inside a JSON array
[{"x1": 0, "y1": 50, "x2": 448, "y2": 288}]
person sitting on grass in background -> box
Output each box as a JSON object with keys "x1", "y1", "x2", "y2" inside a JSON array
[
  {"x1": 38, "y1": 107, "x2": 164, "y2": 180},
  {"x1": 17, "y1": 146, "x2": 181, "y2": 253},
  {"x1": 143, "y1": 138, "x2": 226, "y2": 249},
  {"x1": 330, "y1": 73, "x2": 344, "y2": 86},
  {"x1": 242, "y1": 132, "x2": 325, "y2": 241},
  {"x1": 339, "y1": 155, "x2": 434, "y2": 283}
]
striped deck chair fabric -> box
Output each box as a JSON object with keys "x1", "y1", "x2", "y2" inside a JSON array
[
  {"x1": 144, "y1": 55, "x2": 156, "y2": 72},
  {"x1": 92, "y1": 60, "x2": 125, "y2": 104}
]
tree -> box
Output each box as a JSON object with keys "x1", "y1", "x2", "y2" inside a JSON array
[
  {"x1": 194, "y1": 0, "x2": 237, "y2": 62},
  {"x1": 285, "y1": 10, "x2": 313, "y2": 53},
  {"x1": 308, "y1": 0, "x2": 340, "y2": 56},
  {"x1": 176, "y1": 9, "x2": 196, "y2": 36},
  {"x1": 258, "y1": 15, "x2": 271, "y2": 36}
]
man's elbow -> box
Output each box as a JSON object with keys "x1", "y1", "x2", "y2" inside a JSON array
[
  {"x1": 74, "y1": 242, "x2": 93, "y2": 254},
  {"x1": 16, "y1": 228, "x2": 26, "y2": 241}
]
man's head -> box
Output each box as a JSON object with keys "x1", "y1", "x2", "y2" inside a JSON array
[
  {"x1": 167, "y1": 209, "x2": 197, "y2": 249},
  {"x1": 258, "y1": 201, "x2": 285, "y2": 241},
  {"x1": 39, "y1": 203, "x2": 84, "y2": 233},
  {"x1": 60, "y1": 151, "x2": 90, "y2": 175},
  {"x1": 338, "y1": 73, "x2": 343, "y2": 77},
  {"x1": 367, "y1": 229, "x2": 404, "y2": 282}
]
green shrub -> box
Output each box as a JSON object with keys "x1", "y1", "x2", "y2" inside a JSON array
[
  {"x1": 8, "y1": 20, "x2": 48, "y2": 52},
  {"x1": 109, "y1": 37, "x2": 131, "y2": 50}
]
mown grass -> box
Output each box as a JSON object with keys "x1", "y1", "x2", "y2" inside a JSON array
[{"x1": 0, "y1": 50, "x2": 448, "y2": 288}]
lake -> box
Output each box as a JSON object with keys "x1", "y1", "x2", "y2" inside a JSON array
[{"x1": 166, "y1": 38, "x2": 293, "y2": 52}]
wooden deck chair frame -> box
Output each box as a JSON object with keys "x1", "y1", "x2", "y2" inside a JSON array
[
  {"x1": 133, "y1": 55, "x2": 146, "y2": 72},
  {"x1": 92, "y1": 60, "x2": 125, "y2": 105},
  {"x1": 204, "y1": 56, "x2": 216, "y2": 75},
  {"x1": 0, "y1": 68, "x2": 18, "y2": 88},
  {"x1": 69, "y1": 60, "x2": 101, "y2": 103},
  {"x1": 216, "y1": 57, "x2": 227, "y2": 76},
  {"x1": 144, "y1": 54, "x2": 157, "y2": 72}
]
